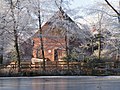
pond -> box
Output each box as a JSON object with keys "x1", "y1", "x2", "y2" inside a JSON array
[{"x1": 0, "y1": 76, "x2": 120, "y2": 90}]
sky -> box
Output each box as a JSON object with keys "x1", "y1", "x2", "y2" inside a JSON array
[
  {"x1": 71, "y1": 0, "x2": 94, "y2": 8},
  {"x1": 70, "y1": 0, "x2": 119, "y2": 23},
  {"x1": 71, "y1": 0, "x2": 118, "y2": 8},
  {"x1": 68, "y1": 0, "x2": 96, "y2": 25}
]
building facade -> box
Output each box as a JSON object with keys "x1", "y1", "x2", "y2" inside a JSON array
[{"x1": 20, "y1": 9, "x2": 90, "y2": 61}]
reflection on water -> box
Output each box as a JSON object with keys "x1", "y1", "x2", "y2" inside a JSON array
[{"x1": 0, "y1": 76, "x2": 120, "y2": 90}]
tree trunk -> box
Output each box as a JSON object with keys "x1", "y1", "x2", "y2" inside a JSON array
[
  {"x1": 65, "y1": 33, "x2": 69, "y2": 71},
  {"x1": 0, "y1": 31, "x2": 4, "y2": 64},
  {"x1": 38, "y1": 10, "x2": 46, "y2": 71},
  {"x1": 98, "y1": 34, "x2": 101, "y2": 60},
  {"x1": 10, "y1": 0, "x2": 21, "y2": 72},
  {"x1": 0, "y1": 55, "x2": 3, "y2": 64}
]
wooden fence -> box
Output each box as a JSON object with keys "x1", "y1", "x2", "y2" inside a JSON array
[
  {"x1": 0, "y1": 61, "x2": 120, "y2": 76},
  {"x1": 0, "y1": 61, "x2": 81, "y2": 71}
]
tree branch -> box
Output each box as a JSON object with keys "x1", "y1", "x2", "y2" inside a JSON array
[{"x1": 105, "y1": 0, "x2": 120, "y2": 16}]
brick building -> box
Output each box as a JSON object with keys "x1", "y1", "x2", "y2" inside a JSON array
[{"x1": 20, "y1": 9, "x2": 90, "y2": 61}]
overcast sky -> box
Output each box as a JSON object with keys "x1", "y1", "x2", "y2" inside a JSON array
[
  {"x1": 69, "y1": 0, "x2": 119, "y2": 25},
  {"x1": 71, "y1": 0, "x2": 94, "y2": 8},
  {"x1": 71, "y1": 0, "x2": 119, "y2": 8}
]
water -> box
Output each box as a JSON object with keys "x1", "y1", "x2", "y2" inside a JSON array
[{"x1": 0, "y1": 76, "x2": 120, "y2": 90}]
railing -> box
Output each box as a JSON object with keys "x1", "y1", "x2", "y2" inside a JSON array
[
  {"x1": 0, "y1": 61, "x2": 120, "y2": 76},
  {"x1": 0, "y1": 61, "x2": 81, "y2": 70}
]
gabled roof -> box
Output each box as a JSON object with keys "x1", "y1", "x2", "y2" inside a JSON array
[{"x1": 33, "y1": 9, "x2": 90, "y2": 44}]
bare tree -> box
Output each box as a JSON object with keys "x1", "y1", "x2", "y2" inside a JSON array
[
  {"x1": 1, "y1": 0, "x2": 36, "y2": 71},
  {"x1": 38, "y1": 9, "x2": 46, "y2": 71},
  {"x1": 9, "y1": 0, "x2": 21, "y2": 72},
  {"x1": 105, "y1": 0, "x2": 120, "y2": 60},
  {"x1": 82, "y1": 0, "x2": 120, "y2": 60},
  {"x1": 27, "y1": 0, "x2": 50, "y2": 71}
]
